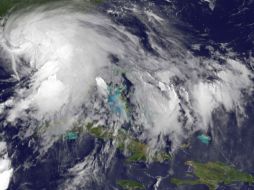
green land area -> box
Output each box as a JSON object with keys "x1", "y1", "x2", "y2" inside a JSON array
[
  {"x1": 85, "y1": 123, "x2": 171, "y2": 162},
  {"x1": 0, "y1": 0, "x2": 103, "y2": 17},
  {"x1": 0, "y1": 0, "x2": 55, "y2": 16},
  {"x1": 117, "y1": 179, "x2": 145, "y2": 190},
  {"x1": 171, "y1": 161, "x2": 254, "y2": 190}
]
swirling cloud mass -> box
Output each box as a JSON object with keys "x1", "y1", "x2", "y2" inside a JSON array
[
  {"x1": 1, "y1": 2, "x2": 253, "y2": 150},
  {"x1": 0, "y1": 2, "x2": 253, "y2": 189}
]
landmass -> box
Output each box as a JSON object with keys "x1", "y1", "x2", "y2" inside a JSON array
[
  {"x1": 117, "y1": 179, "x2": 145, "y2": 190},
  {"x1": 0, "y1": 0, "x2": 103, "y2": 17},
  {"x1": 85, "y1": 123, "x2": 171, "y2": 162},
  {"x1": 171, "y1": 161, "x2": 254, "y2": 190}
]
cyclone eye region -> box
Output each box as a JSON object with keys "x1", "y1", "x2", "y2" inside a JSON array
[{"x1": 0, "y1": 1, "x2": 253, "y2": 190}]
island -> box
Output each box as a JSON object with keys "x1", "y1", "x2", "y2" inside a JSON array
[{"x1": 171, "y1": 161, "x2": 254, "y2": 190}]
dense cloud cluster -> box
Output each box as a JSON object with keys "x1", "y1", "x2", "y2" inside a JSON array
[
  {"x1": 0, "y1": 4, "x2": 253, "y2": 153},
  {"x1": 0, "y1": 1, "x2": 253, "y2": 189}
]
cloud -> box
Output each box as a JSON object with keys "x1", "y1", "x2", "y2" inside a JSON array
[
  {"x1": 192, "y1": 58, "x2": 253, "y2": 129},
  {"x1": 0, "y1": 3, "x2": 253, "y2": 153},
  {"x1": 0, "y1": 142, "x2": 13, "y2": 190},
  {"x1": 131, "y1": 74, "x2": 183, "y2": 146},
  {"x1": 128, "y1": 55, "x2": 253, "y2": 150},
  {"x1": 2, "y1": 5, "x2": 129, "y2": 121}
]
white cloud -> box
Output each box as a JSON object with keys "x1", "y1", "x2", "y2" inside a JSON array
[
  {"x1": 192, "y1": 58, "x2": 253, "y2": 129},
  {"x1": 0, "y1": 142, "x2": 13, "y2": 190},
  {"x1": 96, "y1": 77, "x2": 108, "y2": 97},
  {"x1": 2, "y1": 6, "x2": 129, "y2": 122},
  {"x1": 33, "y1": 75, "x2": 68, "y2": 114},
  {"x1": 128, "y1": 55, "x2": 253, "y2": 150},
  {"x1": 1, "y1": 4, "x2": 253, "y2": 153}
]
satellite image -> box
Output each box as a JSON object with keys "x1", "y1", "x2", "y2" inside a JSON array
[{"x1": 0, "y1": 0, "x2": 254, "y2": 190}]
